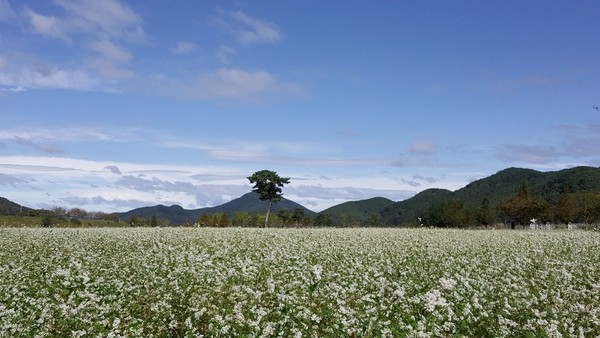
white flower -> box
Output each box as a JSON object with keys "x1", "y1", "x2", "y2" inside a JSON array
[
  {"x1": 312, "y1": 264, "x2": 323, "y2": 281},
  {"x1": 439, "y1": 277, "x2": 457, "y2": 291},
  {"x1": 423, "y1": 289, "x2": 449, "y2": 312}
]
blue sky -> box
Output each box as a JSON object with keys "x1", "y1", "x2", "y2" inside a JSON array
[{"x1": 1, "y1": 0, "x2": 599, "y2": 212}]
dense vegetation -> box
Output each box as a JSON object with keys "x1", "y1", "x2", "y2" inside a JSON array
[
  {"x1": 2, "y1": 166, "x2": 600, "y2": 228},
  {"x1": 1, "y1": 228, "x2": 598, "y2": 337},
  {"x1": 378, "y1": 166, "x2": 600, "y2": 227}
]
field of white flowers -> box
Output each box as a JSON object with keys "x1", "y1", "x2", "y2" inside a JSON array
[{"x1": 0, "y1": 227, "x2": 598, "y2": 337}]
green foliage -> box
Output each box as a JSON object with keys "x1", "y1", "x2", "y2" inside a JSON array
[
  {"x1": 41, "y1": 215, "x2": 54, "y2": 228},
  {"x1": 497, "y1": 183, "x2": 552, "y2": 227},
  {"x1": 381, "y1": 166, "x2": 600, "y2": 226},
  {"x1": 291, "y1": 208, "x2": 305, "y2": 226},
  {"x1": 571, "y1": 192, "x2": 600, "y2": 225},
  {"x1": 247, "y1": 170, "x2": 291, "y2": 204},
  {"x1": 150, "y1": 215, "x2": 159, "y2": 227},
  {"x1": 422, "y1": 199, "x2": 468, "y2": 228},
  {"x1": 218, "y1": 213, "x2": 229, "y2": 227},
  {"x1": 319, "y1": 197, "x2": 394, "y2": 226},
  {"x1": 247, "y1": 170, "x2": 290, "y2": 227},
  {"x1": 555, "y1": 189, "x2": 576, "y2": 224},
  {"x1": 476, "y1": 196, "x2": 494, "y2": 227},
  {"x1": 314, "y1": 214, "x2": 334, "y2": 227},
  {"x1": 380, "y1": 189, "x2": 453, "y2": 225}
]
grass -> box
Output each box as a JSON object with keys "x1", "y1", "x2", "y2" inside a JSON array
[{"x1": 0, "y1": 227, "x2": 598, "y2": 337}]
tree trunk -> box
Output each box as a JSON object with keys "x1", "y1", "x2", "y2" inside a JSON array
[{"x1": 265, "y1": 200, "x2": 273, "y2": 227}]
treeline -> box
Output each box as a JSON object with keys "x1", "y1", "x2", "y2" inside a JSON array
[
  {"x1": 417, "y1": 184, "x2": 600, "y2": 228},
  {"x1": 0, "y1": 207, "x2": 121, "y2": 227},
  {"x1": 196, "y1": 208, "x2": 308, "y2": 227},
  {"x1": 124, "y1": 208, "x2": 357, "y2": 228}
]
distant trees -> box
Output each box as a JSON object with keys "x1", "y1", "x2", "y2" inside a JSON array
[
  {"x1": 477, "y1": 196, "x2": 494, "y2": 228},
  {"x1": 555, "y1": 188, "x2": 576, "y2": 224},
  {"x1": 422, "y1": 199, "x2": 468, "y2": 228},
  {"x1": 497, "y1": 183, "x2": 551, "y2": 228},
  {"x1": 247, "y1": 170, "x2": 290, "y2": 227},
  {"x1": 571, "y1": 192, "x2": 600, "y2": 226},
  {"x1": 197, "y1": 212, "x2": 230, "y2": 227}
]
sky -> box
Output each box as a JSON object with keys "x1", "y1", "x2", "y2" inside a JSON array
[{"x1": 1, "y1": 0, "x2": 599, "y2": 213}]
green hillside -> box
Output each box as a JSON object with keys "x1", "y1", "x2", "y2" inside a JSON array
[
  {"x1": 379, "y1": 189, "x2": 453, "y2": 225},
  {"x1": 319, "y1": 197, "x2": 394, "y2": 226},
  {"x1": 114, "y1": 192, "x2": 315, "y2": 225},
  {"x1": 0, "y1": 197, "x2": 31, "y2": 215},
  {"x1": 380, "y1": 166, "x2": 600, "y2": 225}
]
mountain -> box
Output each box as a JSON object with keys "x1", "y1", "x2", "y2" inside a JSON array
[
  {"x1": 114, "y1": 204, "x2": 197, "y2": 225},
  {"x1": 380, "y1": 166, "x2": 600, "y2": 225},
  {"x1": 0, "y1": 196, "x2": 31, "y2": 215},
  {"x1": 319, "y1": 197, "x2": 394, "y2": 225},
  {"x1": 379, "y1": 189, "x2": 454, "y2": 226},
  {"x1": 114, "y1": 192, "x2": 315, "y2": 225},
  {"x1": 205, "y1": 192, "x2": 315, "y2": 216}
]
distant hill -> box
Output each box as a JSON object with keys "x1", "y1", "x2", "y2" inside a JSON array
[
  {"x1": 0, "y1": 197, "x2": 31, "y2": 215},
  {"x1": 380, "y1": 166, "x2": 600, "y2": 225},
  {"x1": 379, "y1": 189, "x2": 454, "y2": 226},
  {"x1": 114, "y1": 192, "x2": 315, "y2": 225},
  {"x1": 319, "y1": 197, "x2": 394, "y2": 225}
]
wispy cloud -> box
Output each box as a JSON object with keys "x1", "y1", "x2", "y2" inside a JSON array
[
  {"x1": 215, "y1": 45, "x2": 236, "y2": 63},
  {"x1": 0, "y1": 64, "x2": 97, "y2": 91},
  {"x1": 23, "y1": 7, "x2": 70, "y2": 41},
  {"x1": 7, "y1": 0, "x2": 144, "y2": 88},
  {"x1": 0, "y1": 173, "x2": 29, "y2": 187},
  {"x1": 171, "y1": 67, "x2": 304, "y2": 101},
  {"x1": 173, "y1": 41, "x2": 198, "y2": 55},
  {"x1": 14, "y1": 136, "x2": 64, "y2": 154},
  {"x1": 410, "y1": 140, "x2": 437, "y2": 155},
  {"x1": 0, "y1": 0, "x2": 15, "y2": 22},
  {"x1": 28, "y1": 0, "x2": 145, "y2": 42},
  {"x1": 215, "y1": 10, "x2": 283, "y2": 46},
  {"x1": 495, "y1": 122, "x2": 600, "y2": 166},
  {"x1": 87, "y1": 39, "x2": 135, "y2": 79}
]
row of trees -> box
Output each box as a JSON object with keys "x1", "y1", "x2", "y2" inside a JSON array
[
  {"x1": 419, "y1": 183, "x2": 600, "y2": 228},
  {"x1": 196, "y1": 209, "x2": 307, "y2": 227},
  {"x1": 34, "y1": 207, "x2": 119, "y2": 227}
]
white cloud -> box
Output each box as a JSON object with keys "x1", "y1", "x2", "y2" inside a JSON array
[
  {"x1": 0, "y1": 65, "x2": 97, "y2": 91},
  {"x1": 16, "y1": 0, "x2": 144, "y2": 84},
  {"x1": 23, "y1": 8, "x2": 70, "y2": 41},
  {"x1": 410, "y1": 140, "x2": 437, "y2": 155},
  {"x1": 0, "y1": 173, "x2": 29, "y2": 187},
  {"x1": 215, "y1": 45, "x2": 236, "y2": 63},
  {"x1": 52, "y1": 0, "x2": 144, "y2": 41},
  {"x1": 174, "y1": 41, "x2": 198, "y2": 54},
  {"x1": 180, "y1": 67, "x2": 304, "y2": 100},
  {"x1": 89, "y1": 39, "x2": 132, "y2": 64},
  {"x1": 0, "y1": 154, "x2": 418, "y2": 212},
  {"x1": 0, "y1": 126, "x2": 120, "y2": 143},
  {"x1": 0, "y1": 0, "x2": 16, "y2": 22},
  {"x1": 216, "y1": 10, "x2": 283, "y2": 46},
  {"x1": 87, "y1": 39, "x2": 135, "y2": 79}
]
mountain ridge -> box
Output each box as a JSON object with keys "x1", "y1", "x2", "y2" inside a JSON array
[
  {"x1": 2, "y1": 166, "x2": 600, "y2": 226},
  {"x1": 113, "y1": 192, "x2": 316, "y2": 225}
]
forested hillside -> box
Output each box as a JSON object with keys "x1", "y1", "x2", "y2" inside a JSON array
[
  {"x1": 380, "y1": 166, "x2": 600, "y2": 226},
  {"x1": 318, "y1": 197, "x2": 394, "y2": 226},
  {"x1": 114, "y1": 192, "x2": 315, "y2": 226}
]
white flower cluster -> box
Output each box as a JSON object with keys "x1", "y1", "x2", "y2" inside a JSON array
[{"x1": 0, "y1": 227, "x2": 598, "y2": 337}]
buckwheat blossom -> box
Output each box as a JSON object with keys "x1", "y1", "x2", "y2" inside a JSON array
[{"x1": 0, "y1": 228, "x2": 598, "y2": 337}]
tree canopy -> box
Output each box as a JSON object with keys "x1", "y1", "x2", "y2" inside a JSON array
[{"x1": 247, "y1": 170, "x2": 290, "y2": 227}]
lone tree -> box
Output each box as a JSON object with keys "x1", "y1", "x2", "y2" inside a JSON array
[{"x1": 247, "y1": 170, "x2": 290, "y2": 227}]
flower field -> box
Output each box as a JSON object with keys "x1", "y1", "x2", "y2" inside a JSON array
[{"x1": 0, "y1": 228, "x2": 598, "y2": 337}]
